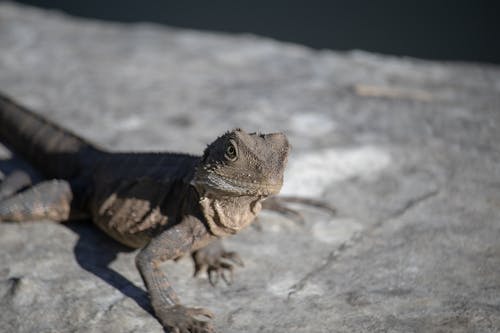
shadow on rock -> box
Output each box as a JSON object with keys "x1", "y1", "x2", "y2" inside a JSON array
[
  {"x1": 66, "y1": 220, "x2": 154, "y2": 316},
  {"x1": 0, "y1": 157, "x2": 159, "y2": 325}
]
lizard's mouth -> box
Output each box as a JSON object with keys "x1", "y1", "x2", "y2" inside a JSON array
[{"x1": 192, "y1": 171, "x2": 283, "y2": 197}]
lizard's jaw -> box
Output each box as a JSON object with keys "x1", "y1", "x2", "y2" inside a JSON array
[{"x1": 192, "y1": 171, "x2": 283, "y2": 197}]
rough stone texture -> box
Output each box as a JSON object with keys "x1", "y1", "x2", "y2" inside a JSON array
[{"x1": 1, "y1": 3, "x2": 500, "y2": 333}]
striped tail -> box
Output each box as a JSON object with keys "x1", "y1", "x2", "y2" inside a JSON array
[{"x1": 0, "y1": 93, "x2": 101, "y2": 179}]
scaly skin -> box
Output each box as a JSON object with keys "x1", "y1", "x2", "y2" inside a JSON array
[{"x1": 0, "y1": 93, "x2": 301, "y2": 332}]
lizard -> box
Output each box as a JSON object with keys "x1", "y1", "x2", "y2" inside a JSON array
[{"x1": 0, "y1": 93, "x2": 334, "y2": 332}]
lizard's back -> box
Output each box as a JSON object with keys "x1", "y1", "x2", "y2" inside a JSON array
[
  {"x1": 87, "y1": 152, "x2": 201, "y2": 248},
  {"x1": 0, "y1": 93, "x2": 202, "y2": 247}
]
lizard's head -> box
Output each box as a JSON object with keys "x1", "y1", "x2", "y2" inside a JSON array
[{"x1": 193, "y1": 128, "x2": 290, "y2": 197}]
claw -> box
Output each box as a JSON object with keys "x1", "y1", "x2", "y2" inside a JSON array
[
  {"x1": 192, "y1": 241, "x2": 244, "y2": 286},
  {"x1": 207, "y1": 267, "x2": 220, "y2": 286},
  {"x1": 187, "y1": 307, "x2": 215, "y2": 319},
  {"x1": 155, "y1": 304, "x2": 214, "y2": 333},
  {"x1": 156, "y1": 305, "x2": 215, "y2": 333},
  {"x1": 206, "y1": 262, "x2": 234, "y2": 286},
  {"x1": 221, "y1": 251, "x2": 244, "y2": 267},
  {"x1": 219, "y1": 262, "x2": 234, "y2": 285}
]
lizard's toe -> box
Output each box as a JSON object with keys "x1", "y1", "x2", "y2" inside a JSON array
[
  {"x1": 192, "y1": 244, "x2": 244, "y2": 286},
  {"x1": 207, "y1": 262, "x2": 234, "y2": 286},
  {"x1": 157, "y1": 305, "x2": 215, "y2": 333}
]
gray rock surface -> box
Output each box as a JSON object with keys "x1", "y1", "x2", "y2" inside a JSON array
[{"x1": 1, "y1": 2, "x2": 500, "y2": 332}]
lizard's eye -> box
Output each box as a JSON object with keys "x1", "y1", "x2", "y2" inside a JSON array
[{"x1": 225, "y1": 141, "x2": 238, "y2": 161}]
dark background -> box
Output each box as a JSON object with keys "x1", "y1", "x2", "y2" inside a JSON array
[{"x1": 13, "y1": 0, "x2": 500, "y2": 64}]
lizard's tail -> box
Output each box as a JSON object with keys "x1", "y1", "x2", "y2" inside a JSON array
[{"x1": 0, "y1": 93, "x2": 102, "y2": 179}]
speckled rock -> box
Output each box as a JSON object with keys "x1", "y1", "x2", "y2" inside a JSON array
[{"x1": 1, "y1": 2, "x2": 499, "y2": 333}]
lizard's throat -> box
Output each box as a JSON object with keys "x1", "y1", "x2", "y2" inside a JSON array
[{"x1": 198, "y1": 194, "x2": 262, "y2": 237}]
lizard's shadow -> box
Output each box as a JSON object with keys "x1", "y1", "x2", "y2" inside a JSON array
[
  {"x1": 0, "y1": 157, "x2": 153, "y2": 315},
  {"x1": 65, "y1": 220, "x2": 154, "y2": 315}
]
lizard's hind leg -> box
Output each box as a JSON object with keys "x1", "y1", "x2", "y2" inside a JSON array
[
  {"x1": 262, "y1": 195, "x2": 336, "y2": 224},
  {"x1": 0, "y1": 179, "x2": 73, "y2": 222},
  {"x1": 0, "y1": 170, "x2": 32, "y2": 201}
]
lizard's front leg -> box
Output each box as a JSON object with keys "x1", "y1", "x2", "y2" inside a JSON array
[
  {"x1": 0, "y1": 178, "x2": 72, "y2": 222},
  {"x1": 136, "y1": 216, "x2": 217, "y2": 332}
]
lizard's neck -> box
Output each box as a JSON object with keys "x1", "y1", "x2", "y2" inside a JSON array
[{"x1": 197, "y1": 192, "x2": 262, "y2": 237}]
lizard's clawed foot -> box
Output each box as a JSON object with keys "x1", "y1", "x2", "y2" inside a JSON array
[
  {"x1": 262, "y1": 195, "x2": 336, "y2": 223},
  {"x1": 192, "y1": 241, "x2": 244, "y2": 286},
  {"x1": 156, "y1": 304, "x2": 215, "y2": 333}
]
